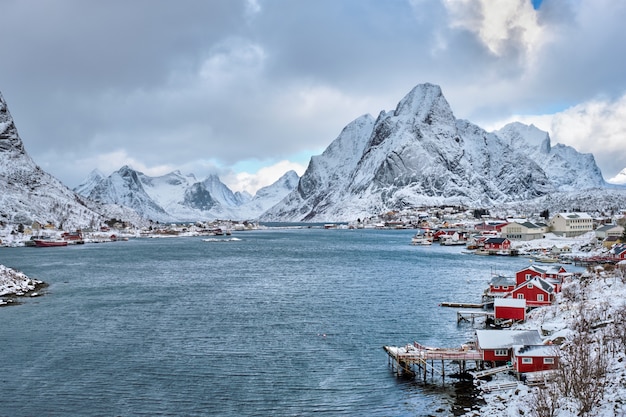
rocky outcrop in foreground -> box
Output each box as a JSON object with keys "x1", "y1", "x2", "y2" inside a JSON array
[{"x1": 0, "y1": 264, "x2": 44, "y2": 305}]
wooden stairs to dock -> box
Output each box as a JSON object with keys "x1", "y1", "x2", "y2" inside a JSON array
[{"x1": 470, "y1": 364, "x2": 513, "y2": 379}]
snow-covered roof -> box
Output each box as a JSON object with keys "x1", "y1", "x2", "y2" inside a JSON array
[
  {"x1": 513, "y1": 344, "x2": 557, "y2": 357},
  {"x1": 476, "y1": 329, "x2": 542, "y2": 349},
  {"x1": 557, "y1": 212, "x2": 592, "y2": 219},
  {"x1": 490, "y1": 275, "x2": 515, "y2": 286},
  {"x1": 494, "y1": 298, "x2": 526, "y2": 309}
]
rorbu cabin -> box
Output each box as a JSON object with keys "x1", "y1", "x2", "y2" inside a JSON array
[
  {"x1": 475, "y1": 329, "x2": 543, "y2": 365},
  {"x1": 512, "y1": 344, "x2": 559, "y2": 373},
  {"x1": 515, "y1": 264, "x2": 568, "y2": 293},
  {"x1": 483, "y1": 237, "x2": 511, "y2": 251},
  {"x1": 511, "y1": 277, "x2": 555, "y2": 307},
  {"x1": 487, "y1": 275, "x2": 516, "y2": 297},
  {"x1": 494, "y1": 298, "x2": 526, "y2": 322}
]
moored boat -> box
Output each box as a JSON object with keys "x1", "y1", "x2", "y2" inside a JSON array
[{"x1": 33, "y1": 239, "x2": 68, "y2": 247}]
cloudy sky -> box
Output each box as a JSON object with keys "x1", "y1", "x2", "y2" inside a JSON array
[{"x1": 1, "y1": 0, "x2": 626, "y2": 193}]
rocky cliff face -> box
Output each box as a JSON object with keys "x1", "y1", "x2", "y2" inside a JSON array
[
  {"x1": 261, "y1": 83, "x2": 610, "y2": 221},
  {"x1": 0, "y1": 92, "x2": 140, "y2": 228}
]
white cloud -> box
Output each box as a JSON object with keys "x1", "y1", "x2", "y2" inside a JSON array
[
  {"x1": 442, "y1": 0, "x2": 545, "y2": 57},
  {"x1": 222, "y1": 160, "x2": 307, "y2": 194}
]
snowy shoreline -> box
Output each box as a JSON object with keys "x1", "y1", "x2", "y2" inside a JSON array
[
  {"x1": 0, "y1": 264, "x2": 46, "y2": 306},
  {"x1": 462, "y1": 263, "x2": 626, "y2": 416}
]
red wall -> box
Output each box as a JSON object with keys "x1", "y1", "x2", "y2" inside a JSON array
[
  {"x1": 515, "y1": 356, "x2": 558, "y2": 373},
  {"x1": 495, "y1": 306, "x2": 525, "y2": 321}
]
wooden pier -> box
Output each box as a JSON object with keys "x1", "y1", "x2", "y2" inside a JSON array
[
  {"x1": 439, "y1": 301, "x2": 486, "y2": 308},
  {"x1": 456, "y1": 310, "x2": 494, "y2": 324},
  {"x1": 383, "y1": 342, "x2": 484, "y2": 382}
]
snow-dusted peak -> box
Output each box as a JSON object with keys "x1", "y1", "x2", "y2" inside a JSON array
[
  {"x1": 0, "y1": 92, "x2": 26, "y2": 154},
  {"x1": 74, "y1": 169, "x2": 106, "y2": 196},
  {"x1": 393, "y1": 83, "x2": 455, "y2": 126},
  {"x1": 497, "y1": 122, "x2": 551, "y2": 153}
]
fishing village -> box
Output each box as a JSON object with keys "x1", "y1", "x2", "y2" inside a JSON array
[{"x1": 379, "y1": 210, "x2": 626, "y2": 416}]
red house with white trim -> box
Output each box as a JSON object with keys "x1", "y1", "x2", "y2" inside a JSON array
[
  {"x1": 483, "y1": 237, "x2": 511, "y2": 251},
  {"x1": 475, "y1": 329, "x2": 542, "y2": 364},
  {"x1": 487, "y1": 275, "x2": 516, "y2": 297},
  {"x1": 511, "y1": 277, "x2": 555, "y2": 307},
  {"x1": 512, "y1": 344, "x2": 559, "y2": 373},
  {"x1": 515, "y1": 264, "x2": 569, "y2": 293}
]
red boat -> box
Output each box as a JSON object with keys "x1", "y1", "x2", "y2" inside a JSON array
[{"x1": 33, "y1": 239, "x2": 68, "y2": 247}]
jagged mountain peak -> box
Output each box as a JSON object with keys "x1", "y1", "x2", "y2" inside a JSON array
[
  {"x1": 261, "y1": 82, "x2": 610, "y2": 221},
  {"x1": 75, "y1": 165, "x2": 298, "y2": 221},
  {"x1": 0, "y1": 91, "x2": 26, "y2": 155},
  {"x1": 498, "y1": 122, "x2": 551, "y2": 153},
  {"x1": 393, "y1": 83, "x2": 455, "y2": 125}
]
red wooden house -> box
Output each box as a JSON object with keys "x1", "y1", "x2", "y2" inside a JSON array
[
  {"x1": 511, "y1": 277, "x2": 555, "y2": 307},
  {"x1": 515, "y1": 265, "x2": 569, "y2": 293},
  {"x1": 512, "y1": 344, "x2": 559, "y2": 373},
  {"x1": 494, "y1": 298, "x2": 526, "y2": 321},
  {"x1": 487, "y1": 275, "x2": 516, "y2": 297},
  {"x1": 475, "y1": 329, "x2": 542, "y2": 364},
  {"x1": 483, "y1": 237, "x2": 511, "y2": 251}
]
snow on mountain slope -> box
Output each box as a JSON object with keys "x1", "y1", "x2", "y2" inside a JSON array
[
  {"x1": 262, "y1": 83, "x2": 562, "y2": 222},
  {"x1": 0, "y1": 91, "x2": 142, "y2": 228},
  {"x1": 75, "y1": 166, "x2": 299, "y2": 222},
  {"x1": 495, "y1": 122, "x2": 606, "y2": 191}
]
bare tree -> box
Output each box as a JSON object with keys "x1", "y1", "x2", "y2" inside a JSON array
[{"x1": 528, "y1": 382, "x2": 560, "y2": 417}]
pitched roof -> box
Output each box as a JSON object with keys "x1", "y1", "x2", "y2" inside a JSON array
[
  {"x1": 513, "y1": 344, "x2": 558, "y2": 357},
  {"x1": 476, "y1": 330, "x2": 542, "y2": 350},
  {"x1": 490, "y1": 275, "x2": 516, "y2": 286}
]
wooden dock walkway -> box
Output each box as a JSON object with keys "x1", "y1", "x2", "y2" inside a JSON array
[
  {"x1": 456, "y1": 310, "x2": 494, "y2": 324},
  {"x1": 383, "y1": 342, "x2": 484, "y2": 382},
  {"x1": 439, "y1": 301, "x2": 487, "y2": 308},
  {"x1": 470, "y1": 364, "x2": 512, "y2": 379}
]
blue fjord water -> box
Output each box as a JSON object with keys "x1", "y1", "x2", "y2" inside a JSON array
[{"x1": 0, "y1": 228, "x2": 538, "y2": 416}]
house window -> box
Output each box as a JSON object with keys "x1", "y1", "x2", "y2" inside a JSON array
[
  {"x1": 525, "y1": 274, "x2": 531, "y2": 281},
  {"x1": 495, "y1": 349, "x2": 508, "y2": 356},
  {"x1": 517, "y1": 294, "x2": 524, "y2": 299},
  {"x1": 528, "y1": 283, "x2": 534, "y2": 289},
  {"x1": 537, "y1": 294, "x2": 544, "y2": 302},
  {"x1": 494, "y1": 285, "x2": 500, "y2": 289},
  {"x1": 502, "y1": 286, "x2": 508, "y2": 290},
  {"x1": 522, "y1": 358, "x2": 533, "y2": 364},
  {"x1": 544, "y1": 358, "x2": 555, "y2": 364}
]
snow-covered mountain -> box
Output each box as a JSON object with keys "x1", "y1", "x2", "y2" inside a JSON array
[
  {"x1": 494, "y1": 122, "x2": 606, "y2": 191},
  {"x1": 261, "y1": 83, "x2": 620, "y2": 222},
  {"x1": 75, "y1": 167, "x2": 299, "y2": 222},
  {"x1": 0, "y1": 91, "x2": 143, "y2": 229}
]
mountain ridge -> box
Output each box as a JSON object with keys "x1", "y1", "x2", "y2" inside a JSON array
[{"x1": 261, "y1": 83, "x2": 621, "y2": 221}]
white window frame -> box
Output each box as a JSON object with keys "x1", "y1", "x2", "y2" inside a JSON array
[
  {"x1": 537, "y1": 294, "x2": 544, "y2": 302},
  {"x1": 495, "y1": 349, "x2": 508, "y2": 357},
  {"x1": 543, "y1": 358, "x2": 555, "y2": 364},
  {"x1": 522, "y1": 358, "x2": 533, "y2": 364}
]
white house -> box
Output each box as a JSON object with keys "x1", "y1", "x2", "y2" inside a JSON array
[
  {"x1": 501, "y1": 221, "x2": 544, "y2": 241},
  {"x1": 549, "y1": 212, "x2": 593, "y2": 237}
]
